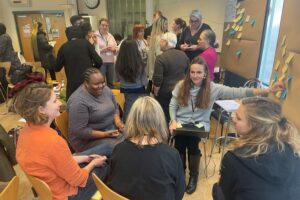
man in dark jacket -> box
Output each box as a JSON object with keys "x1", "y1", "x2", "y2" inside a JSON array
[{"x1": 56, "y1": 26, "x2": 103, "y2": 100}]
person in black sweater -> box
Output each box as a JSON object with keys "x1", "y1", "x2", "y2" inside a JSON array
[
  {"x1": 178, "y1": 9, "x2": 211, "y2": 60},
  {"x1": 213, "y1": 97, "x2": 300, "y2": 200},
  {"x1": 107, "y1": 96, "x2": 185, "y2": 200},
  {"x1": 56, "y1": 25, "x2": 102, "y2": 100}
]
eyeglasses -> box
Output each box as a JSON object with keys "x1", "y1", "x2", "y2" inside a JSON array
[{"x1": 190, "y1": 19, "x2": 200, "y2": 24}]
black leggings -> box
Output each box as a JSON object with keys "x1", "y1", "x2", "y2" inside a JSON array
[
  {"x1": 45, "y1": 69, "x2": 56, "y2": 80},
  {"x1": 174, "y1": 135, "x2": 201, "y2": 155}
]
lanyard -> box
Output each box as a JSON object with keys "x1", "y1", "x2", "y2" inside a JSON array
[
  {"x1": 99, "y1": 32, "x2": 108, "y2": 47},
  {"x1": 191, "y1": 98, "x2": 195, "y2": 112}
]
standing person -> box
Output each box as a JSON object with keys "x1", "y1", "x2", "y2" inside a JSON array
[
  {"x1": 169, "y1": 57, "x2": 284, "y2": 194},
  {"x1": 56, "y1": 26, "x2": 103, "y2": 100},
  {"x1": 36, "y1": 22, "x2": 56, "y2": 81},
  {"x1": 179, "y1": 10, "x2": 211, "y2": 60},
  {"x1": 14, "y1": 82, "x2": 108, "y2": 200},
  {"x1": 107, "y1": 96, "x2": 185, "y2": 200},
  {"x1": 147, "y1": 16, "x2": 168, "y2": 85},
  {"x1": 65, "y1": 15, "x2": 84, "y2": 41},
  {"x1": 95, "y1": 18, "x2": 117, "y2": 88},
  {"x1": 115, "y1": 39, "x2": 147, "y2": 122},
  {"x1": 133, "y1": 24, "x2": 149, "y2": 66},
  {"x1": 144, "y1": 10, "x2": 163, "y2": 40},
  {"x1": 171, "y1": 18, "x2": 186, "y2": 49},
  {"x1": 213, "y1": 97, "x2": 300, "y2": 200},
  {"x1": 198, "y1": 29, "x2": 218, "y2": 81},
  {"x1": 152, "y1": 32, "x2": 189, "y2": 123}
]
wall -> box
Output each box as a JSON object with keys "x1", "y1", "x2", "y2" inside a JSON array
[
  {"x1": 77, "y1": 0, "x2": 107, "y2": 24},
  {"x1": 0, "y1": 0, "x2": 78, "y2": 52},
  {"x1": 156, "y1": 0, "x2": 226, "y2": 51}
]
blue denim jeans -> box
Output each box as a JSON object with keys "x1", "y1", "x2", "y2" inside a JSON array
[{"x1": 100, "y1": 63, "x2": 114, "y2": 88}]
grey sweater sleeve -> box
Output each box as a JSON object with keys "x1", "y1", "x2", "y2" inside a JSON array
[
  {"x1": 169, "y1": 82, "x2": 181, "y2": 121},
  {"x1": 68, "y1": 98, "x2": 93, "y2": 140},
  {"x1": 213, "y1": 82, "x2": 253, "y2": 100}
]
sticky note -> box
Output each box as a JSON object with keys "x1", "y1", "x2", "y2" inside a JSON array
[
  {"x1": 236, "y1": 2, "x2": 241, "y2": 9},
  {"x1": 239, "y1": 26, "x2": 243, "y2": 31},
  {"x1": 229, "y1": 29, "x2": 236, "y2": 36},
  {"x1": 240, "y1": 8, "x2": 245, "y2": 14},
  {"x1": 281, "y1": 35, "x2": 286, "y2": 47},
  {"x1": 224, "y1": 24, "x2": 230, "y2": 32},
  {"x1": 236, "y1": 50, "x2": 242, "y2": 58},
  {"x1": 195, "y1": 123, "x2": 204, "y2": 129},
  {"x1": 273, "y1": 71, "x2": 278, "y2": 81},
  {"x1": 282, "y1": 46, "x2": 286, "y2": 57},
  {"x1": 237, "y1": 33, "x2": 242, "y2": 39},
  {"x1": 239, "y1": 19, "x2": 244, "y2": 26},
  {"x1": 176, "y1": 123, "x2": 182, "y2": 128},
  {"x1": 251, "y1": 19, "x2": 256, "y2": 26},
  {"x1": 276, "y1": 91, "x2": 282, "y2": 98},
  {"x1": 232, "y1": 23, "x2": 237, "y2": 29},
  {"x1": 234, "y1": 15, "x2": 242, "y2": 23},
  {"x1": 235, "y1": 25, "x2": 240, "y2": 31},
  {"x1": 274, "y1": 60, "x2": 280, "y2": 71},
  {"x1": 278, "y1": 74, "x2": 286, "y2": 82},
  {"x1": 280, "y1": 89, "x2": 287, "y2": 99},
  {"x1": 226, "y1": 39, "x2": 231, "y2": 46},
  {"x1": 286, "y1": 75, "x2": 293, "y2": 82},
  {"x1": 282, "y1": 64, "x2": 289, "y2": 74},
  {"x1": 285, "y1": 52, "x2": 295, "y2": 64},
  {"x1": 245, "y1": 15, "x2": 250, "y2": 22}
]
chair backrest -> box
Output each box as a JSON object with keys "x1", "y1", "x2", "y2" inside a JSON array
[
  {"x1": 0, "y1": 62, "x2": 11, "y2": 81},
  {"x1": 92, "y1": 173, "x2": 129, "y2": 200},
  {"x1": 0, "y1": 176, "x2": 19, "y2": 200},
  {"x1": 243, "y1": 78, "x2": 262, "y2": 88},
  {"x1": 27, "y1": 175, "x2": 52, "y2": 200},
  {"x1": 223, "y1": 70, "x2": 247, "y2": 87},
  {"x1": 55, "y1": 111, "x2": 69, "y2": 139},
  {"x1": 112, "y1": 89, "x2": 125, "y2": 112}
]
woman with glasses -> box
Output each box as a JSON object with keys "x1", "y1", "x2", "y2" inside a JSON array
[{"x1": 178, "y1": 9, "x2": 211, "y2": 60}]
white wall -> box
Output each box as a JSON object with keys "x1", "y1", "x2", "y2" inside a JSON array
[
  {"x1": 156, "y1": 0, "x2": 226, "y2": 51},
  {"x1": 77, "y1": 0, "x2": 107, "y2": 27},
  {"x1": 0, "y1": 0, "x2": 78, "y2": 52}
]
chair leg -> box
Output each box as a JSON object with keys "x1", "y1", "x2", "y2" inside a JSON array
[
  {"x1": 218, "y1": 124, "x2": 224, "y2": 153},
  {"x1": 203, "y1": 139, "x2": 208, "y2": 178}
]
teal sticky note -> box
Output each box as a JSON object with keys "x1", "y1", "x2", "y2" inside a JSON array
[
  {"x1": 229, "y1": 29, "x2": 236, "y2": 37},
  {"x1": 280, "y1": 89, "x2": 287, "y2": 99},
  {"x1": 239, "y1": 18, "x2": 244, "y2": 26},
  {"x1": 236, "y1": 50, "x2": 242, "y2": 58},
  {"x1": 287, "y1": 75, "x2": 293, "y2": 82},
  {"x1": 273, "y1": 72, "x2": 278, "y2": 81},
  {"x1": 251, "y1": 19, "x2": 256, "y2": 27}
]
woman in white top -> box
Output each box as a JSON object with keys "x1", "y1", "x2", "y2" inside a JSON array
[{"x1": 95, "y1": 18, "x2": 117, "y2": 88}]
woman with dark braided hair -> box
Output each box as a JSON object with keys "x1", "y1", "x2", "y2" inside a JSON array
[
  {"x1": 213, "y1": 97, "x2": 300, "y2": 200},
  {"x1": 67, "y1": 68, "x2": 124, "y2": 153}
]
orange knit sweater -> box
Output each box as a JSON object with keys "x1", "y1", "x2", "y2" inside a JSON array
[{"x1": 16, "y1": 124, "x2": 88, "y2": 200}]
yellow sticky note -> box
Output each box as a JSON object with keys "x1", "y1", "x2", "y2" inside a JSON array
[
  {"x1": 237, "y1": 33, "x2": 242, "y2": 39},
  {"x1": 276, "y1": 91, "x2": 282, "y2": 98},
  {"x1": 285, "y1": 52, "x2": 295, "y2": 64},
  {"x1": 224, "y1": 24, "x2": 230, "y2": 32},
  {"x1": 231, "y1": 23, "x2": 237, "y2": 29},
  {"x1": 239, "y1": 26, "x2": 243, "y2": 31},
  {"x1": 226, "y1": 39, "x2": 231, "y2": 46},
  {"x1": 281, "y1": 35, "x2": 286, "y2": 47},
  {"x1": 282, "y1": 46, "x2": 286, "y2": 57},
  {"x1": 236, "y1": 2, "x2": 241, "y2": 9},
  {"x1": 240, "y1": 8, "x2": 245, "y2": 14},
  {"x1": 245, "y1": 15, "x2": 250, "y2": 22},
  {"x1": 278, "y1": 74, "x2": 286, "y2": 82},
  {"x1": 234, "y1": 25, "x2": 240, "y2": 31},
  {"x1": 176, "y1": 123, "x2": 182, "y2": 128},
  {"x1": 274, "y1": 60, "x2": 280, "y2": 71},
  {"x1": 195, "y1": 123, "x2": 204, "y2": 129},
  {"x1": 234, "y1": 15, "x2": 242, "y2": 23},
  {"x1": 282, "y1": 64, "x2": 289, "y2": 74}
]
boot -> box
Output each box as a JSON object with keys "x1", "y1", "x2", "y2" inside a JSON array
[{"x1": 186, "y1": 154, "x2": 200, "y2": 194}]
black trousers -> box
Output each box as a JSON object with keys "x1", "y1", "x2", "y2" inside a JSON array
[
  {"x1": 155, "y1": 91, "x2": 172, "y2": 123},
  {"x1": 174, "y1": 135, "x2": 201, "y2": 155},
  {"x1": 45, "y1": 69, "x2": 56, "y2": 80}
]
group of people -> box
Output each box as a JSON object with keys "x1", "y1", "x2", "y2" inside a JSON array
[{"x1": 4, "y1": 8, "x2": 300, "y2": 200}]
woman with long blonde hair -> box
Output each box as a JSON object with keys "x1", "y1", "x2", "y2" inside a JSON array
[{"x1": 214, "y1": 97, "x2": 300, "y2": 200}]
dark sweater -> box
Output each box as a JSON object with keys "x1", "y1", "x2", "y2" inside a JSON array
[
  {"x1": 107, "y1": 139, "x2": 185, "y2": 200},
  {"x1": 219, "y1": 144, "x2": 300, "y2": 200}
]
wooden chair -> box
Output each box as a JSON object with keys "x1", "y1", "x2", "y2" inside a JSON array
[
  {"x1": 112, "y1": 89, "x2": 125, "y2": 112},
  {"x1": 27, "y1": 175, "x2": 52, "y2": 200},
  {"x1": 55, "y1": 111, "x2": 69, "y2": 139},
  {"x1": 0, "y1": 62, "x2": 11, "y2": 105},
  {"x1": 0, "y1": 176, "x2": 19, "y2": 200},
  {"x1": 92, "y1": 173, "x2": 129, "y2": 200}
]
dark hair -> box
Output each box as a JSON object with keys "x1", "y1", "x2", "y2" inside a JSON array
[
  {"x1": 174, "y1": 18, "x2": 187, "y2": 29},
  {"x1": 37, "y1": 22, "x2": 43, "y2": 30},
  {"x1": 113, "y1": 33, "x2": 123, "y2": 42},
  {"x1": 0, "y1": 23, "x2": 6, "y2": 35},
  {"x1": 202, "y1": 29, "x2": 218, "y2": 48},
  {"x1": 115, "y1": 39, "x2": 144, "y2": 83},
  {"x1": 177, "y1": 57, "x2": 211, "y2": 108},
  {"x1": 70, "y1": 15, "x2": 83, "y2": 26},
  {"x1": 132, "y1": 24, "x2": 145, "y2": 39},
  {"x1": 80, "y1": 22, "x2": 92, "y2": 37},
  {"x1": 83, "y1": 68, "x2": 102, "y2": 83},
  {"x1": 68, "y1": 26, "x2": 83, "y2": 39}
]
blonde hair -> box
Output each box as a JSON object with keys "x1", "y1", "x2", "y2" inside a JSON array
[
  {"x1": 124, "y1": 96, "x2": 169, "y2": 146},
  {"x1": 14, "y1": 82, "x2": 52, "y2": 125},
  {"x1": 231, "y1": 97, "x2": 300, "y2": 157}
]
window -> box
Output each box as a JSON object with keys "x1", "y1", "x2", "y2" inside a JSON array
[
  {"x1": 258, "y1": 0, "x2": 284, "y2": 86},
  {"x1": 107, "y1": 0, "x2": 146, "y2": 37}
]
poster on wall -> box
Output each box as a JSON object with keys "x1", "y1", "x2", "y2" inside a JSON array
[{"x1": 22, "y1": 24, "x2": 31, "y2": 38}]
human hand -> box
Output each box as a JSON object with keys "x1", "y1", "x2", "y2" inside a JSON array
[
  {"x1": 169, "y1": 120, "x2": 177, "y2": 134},
  {"x1": 91, "y1": 155, "x2": 107, "y2": 167},
  {"x1": 106, "y1": 130, "x2": 119, "y2": 137},
  {"x1": 188, "y1": 44, "x2": 199, "y2": 51},
  {"x1": 180, "y1": 43, "x2": 190, "y2": 51},
  {"x1": 269, "y1": 81, "x2": 285, "y2": 93}
]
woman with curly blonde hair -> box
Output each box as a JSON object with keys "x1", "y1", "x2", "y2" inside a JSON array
[{"x1": 213, "y1": 96, "x2": 300, "y2": 200}]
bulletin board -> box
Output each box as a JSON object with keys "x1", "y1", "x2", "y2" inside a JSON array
[
  {"x1": 269, "y1": 0, "x2": 300, "y2": 129},
  {"x1": 220, "y1": 0, "x2": 268, "y2": 79}
]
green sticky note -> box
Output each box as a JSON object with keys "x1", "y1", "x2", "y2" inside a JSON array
[
  {"x1": 236, "y1": 50, "x2": 242, "y2": 58},
  {"x1": 251, "y1": 19, "x2": 256, "y2": 26}
]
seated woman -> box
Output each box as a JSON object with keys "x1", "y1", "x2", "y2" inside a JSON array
[
  {"x1": 213, "y1": 97, "x2": 300, "y2": 200},
  {"x1": 15, "y1": 82, "x2": 108, "y2": 200},
  {"x1": 169, "y1": 57, "x2": 284, "y2": 194},
  {"x1": 197, "y1": 29, "x2": 218, "y2": 81},
  {"x1": 67, "y1": 68, "x2": 125, "y2": 153},
  {"x1": 106, "y1": 96, "x2": 185, "y2": 200}
]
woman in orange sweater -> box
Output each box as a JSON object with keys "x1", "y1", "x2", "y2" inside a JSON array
[{"x1": 15, "y1": 82, "x2": 108, "y2": 200}]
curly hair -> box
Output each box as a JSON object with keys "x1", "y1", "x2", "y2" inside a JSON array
[
  {"x1": 231, "y1": 97, "x2": 300, "y2": 157},
  {"x1": 13, "y1": 82, "x2": 52, "y2": 125}
]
